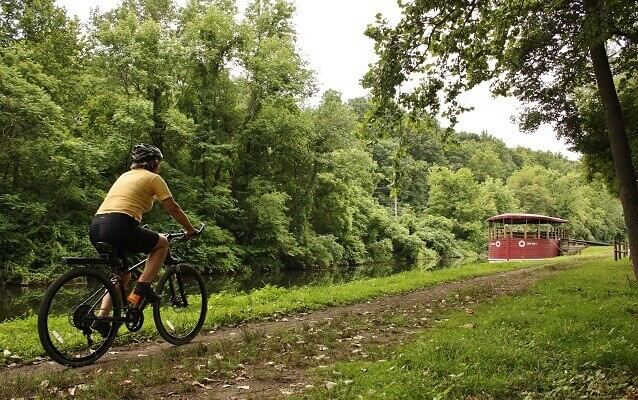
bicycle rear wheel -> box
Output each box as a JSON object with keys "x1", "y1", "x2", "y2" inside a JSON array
[
  {"x1": 153, "y1": 264, "x2": 207, "y2": 345},
  {"x1": 38, "y1": 268, "x2": 122, "y2": 367}
]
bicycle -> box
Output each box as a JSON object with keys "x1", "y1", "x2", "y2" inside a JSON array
[{"x1": 37, "y1": 224, "x2": 208, "y2": 367}]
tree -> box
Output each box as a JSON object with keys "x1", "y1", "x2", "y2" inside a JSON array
[
  {"x1": 483, "y1": 177, "x2": 519, "y2": 215},
  {"x1": 0, "y1": 0, "x2": 83, "y2": 113},
  {"x1": 0, "y1": 0, "x2": 103, "y2": 281},
  {"x1": 427, "y1": 167, "x2": 496, "y2": 245},
  {"x1": 178, "y1": 0, "x2": 242, "y2": 185},
  {"x1": 467, "y1": 146, "x2": 506, "y2": 183},
  {"x1": 90, "y1": 0, "x2": 193, "y2": 156},
  {"x1": 364, "y1": 0, "x2": 638, "y2": 278},
  {"x1": 507, "y1": 165, "x2": 558, "y2": 216},
  {"x1": 239, "y1": 0, "x2": 314, "y2": 121},
  {"x1": 573, "y1": 77, "x2": 638, "y2": 191},
  {"x1": 366, "y1": 112, "x2": 446, "y2": 212},
  {"x1": 0, "y1": 0, "x2": 628, "y2": 284}
]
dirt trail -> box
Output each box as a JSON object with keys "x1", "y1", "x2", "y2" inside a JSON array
[{"x1": 5, "y1": 263, "x2": 569, "y2": 399}]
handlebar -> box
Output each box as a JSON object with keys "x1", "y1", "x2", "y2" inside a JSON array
[{"x1": 164, "y1": 223, "x2": 206, "y2": 241}]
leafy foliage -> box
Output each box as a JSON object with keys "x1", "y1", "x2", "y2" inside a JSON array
[
  {"x1": 362, "y1": 0, "x2": 638, "y2": 277},
  {"x1": 0, "y1": 0, "x2": 626, "y2": 284}
]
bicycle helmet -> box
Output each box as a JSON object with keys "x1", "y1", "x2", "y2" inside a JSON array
[{"x1": 131, "y1": 143, "x2": 163, "y2": 163}]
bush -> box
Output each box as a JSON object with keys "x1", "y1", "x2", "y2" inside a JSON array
[
  {"x1": 182, "y1": 224, "x2": 243, "y2": 273},
  {"x1": 341, "y1": 234, "x2": 369, "y2": 264},
  {"x1": 368, "y1": 238, "x2": 394, "y2": 261},
  {"x1": 303, "y1": 234, "x2": 345, "y2": 268},
  {"x1": 411, "y1": 215, "x2": 460, "y2": 258}
]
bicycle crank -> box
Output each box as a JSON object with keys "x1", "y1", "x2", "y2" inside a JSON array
[{"x1": 125, "y1": 308, "x2": 144, "y2": 332}]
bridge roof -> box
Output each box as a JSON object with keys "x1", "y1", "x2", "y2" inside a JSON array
[{"x1": 486, "y1": 213, "x2": 568, "y2": 224}]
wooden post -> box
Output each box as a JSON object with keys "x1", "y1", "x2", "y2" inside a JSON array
[
  {"x1": 614, "y1": 239, "x2": 618, "y2": 261},
  {"x1": 537, "y1": 224, "x2": 540, "y2": 239},
  {"x1": 624, "y1": 241, "x2": 629, "y2": 258}
]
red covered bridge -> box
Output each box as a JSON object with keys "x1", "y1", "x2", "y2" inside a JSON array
[{"x1": 487, "y1": 213, "x2": 568, "y2": 261}]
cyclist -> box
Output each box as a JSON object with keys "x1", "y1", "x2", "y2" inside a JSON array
[{"x1": 89, "y1": 144, "x2": 197, "y2": 335}]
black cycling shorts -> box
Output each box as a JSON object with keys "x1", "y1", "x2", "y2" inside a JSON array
[{"x1": 89, "y1": 213, "x2": 159, "y2": 254}]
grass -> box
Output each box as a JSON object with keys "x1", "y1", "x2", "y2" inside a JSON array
[
  {"x1": 305, "y1": 249, "x2": 638, "y2": 399},
  {"x1": 1, "y1": 344, "x2": 206, "y2": 399},
  {"x1": 0, "y1": 247, "x2": 609, "y2": 365}
]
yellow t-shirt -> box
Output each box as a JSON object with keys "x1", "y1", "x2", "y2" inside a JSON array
[{"x1": 96, "y1": 169, "x2": 172, "y2": 222}]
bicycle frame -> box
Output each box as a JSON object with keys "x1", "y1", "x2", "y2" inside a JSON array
[{"x1": 69, "y1": 236, "x2": 187, "y2": 325}]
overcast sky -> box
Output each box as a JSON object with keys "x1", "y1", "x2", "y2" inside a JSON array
[{"x1": 56, "y1": 0, "x2": 577, "y2": 159}]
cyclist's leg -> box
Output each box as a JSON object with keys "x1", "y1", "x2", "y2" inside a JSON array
[
  {"x1": 97, "y1": 272, "x2": 130, "y2": 317},
  {"x1": 139, "y1": 235, "x2": 169, "y2": 282},
  {"x1": 127, "y1": 227, "x2": 167, "y2": 302}
]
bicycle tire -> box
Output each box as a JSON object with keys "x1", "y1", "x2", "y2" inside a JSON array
[
  {"x1": 38, "y1": 268, "x2": 122, "y2": 367},
  {"x1": 153, "y1": 263, "x2": 208, "y2": 345}
]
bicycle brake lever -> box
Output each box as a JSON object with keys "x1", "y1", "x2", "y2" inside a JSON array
[{"x1": 197, "y1": 223, "x2": 206, "y2": 235}]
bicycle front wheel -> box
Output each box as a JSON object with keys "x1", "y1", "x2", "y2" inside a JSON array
[
  {"x1": 38, "y1": 268, "x2": 122, "y2": 367},
  {"x1": 153, "y1": 264, "x2": 208, "y2": 345}
]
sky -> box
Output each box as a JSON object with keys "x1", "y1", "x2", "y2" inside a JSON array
[{"x1": 55, "y1": 0, "x2": 577, "y2": 159}]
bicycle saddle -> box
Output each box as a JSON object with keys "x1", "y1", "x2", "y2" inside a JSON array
[{"x1": 94, "y1": 242, "x2": 118, "y2": 260}]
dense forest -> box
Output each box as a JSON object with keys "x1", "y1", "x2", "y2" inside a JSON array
[{"x1": 0, "y1": 0, "x2": 625, "y2": 285}]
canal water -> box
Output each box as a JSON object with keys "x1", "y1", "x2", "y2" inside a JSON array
[{"x1": 0, "y1": 257, "x2": 465, "y2": 323}]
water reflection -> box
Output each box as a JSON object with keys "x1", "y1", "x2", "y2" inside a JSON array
[{"x1": 0, "y1": 257, "x2": 465, "y2": 322}]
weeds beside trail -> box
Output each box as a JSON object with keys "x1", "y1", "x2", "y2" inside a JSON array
[
  {"x1": 0, "y1": 249, "x2": 605, "y2": 365},
  {"x1": 307, "y1": 250, "x2": 638, "y2": 399}
]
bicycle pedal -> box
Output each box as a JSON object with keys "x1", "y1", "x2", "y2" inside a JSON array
[{"x1": 127, "y1": 293, "x2": 143, "y2": 306}]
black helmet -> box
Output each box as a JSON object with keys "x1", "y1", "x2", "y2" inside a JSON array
[{"x1": 131, "y1": 143, "x2": 163, "y2": 163}]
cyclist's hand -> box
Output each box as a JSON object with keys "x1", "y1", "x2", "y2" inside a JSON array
[{"x1": 184, "y1": 228, "x2": 198, "y2": 238}]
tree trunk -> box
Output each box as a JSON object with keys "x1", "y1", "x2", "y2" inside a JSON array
[
  {"x1": 585, "y1": 1, "x2": 638, "y2": 279},
  {"x1": 12, "y1": 155, "x2": 19, "y2": 189}
]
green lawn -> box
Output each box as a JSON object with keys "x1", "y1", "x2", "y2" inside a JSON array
[
  {"x1": 306, "y1": 249, "x2": 638, "y2": 399},
  {"x1": 0, "y1": 248, "x2": 610, "y2": 365}
]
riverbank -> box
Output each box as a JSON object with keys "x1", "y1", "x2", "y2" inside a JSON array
[
  {"x1": 0, "y1": 256, "x2": 470, "y2": 323},
  {"x1": 1, "y1": 247, "x2": 627, "y2": 399},
  {"x1": 0, "y1": 248, "x2": 608, "y2": 367}
]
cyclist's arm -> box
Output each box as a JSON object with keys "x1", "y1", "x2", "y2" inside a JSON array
[{"x1": 162, "y1": 197, "x2": 197, "y2": 236}]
